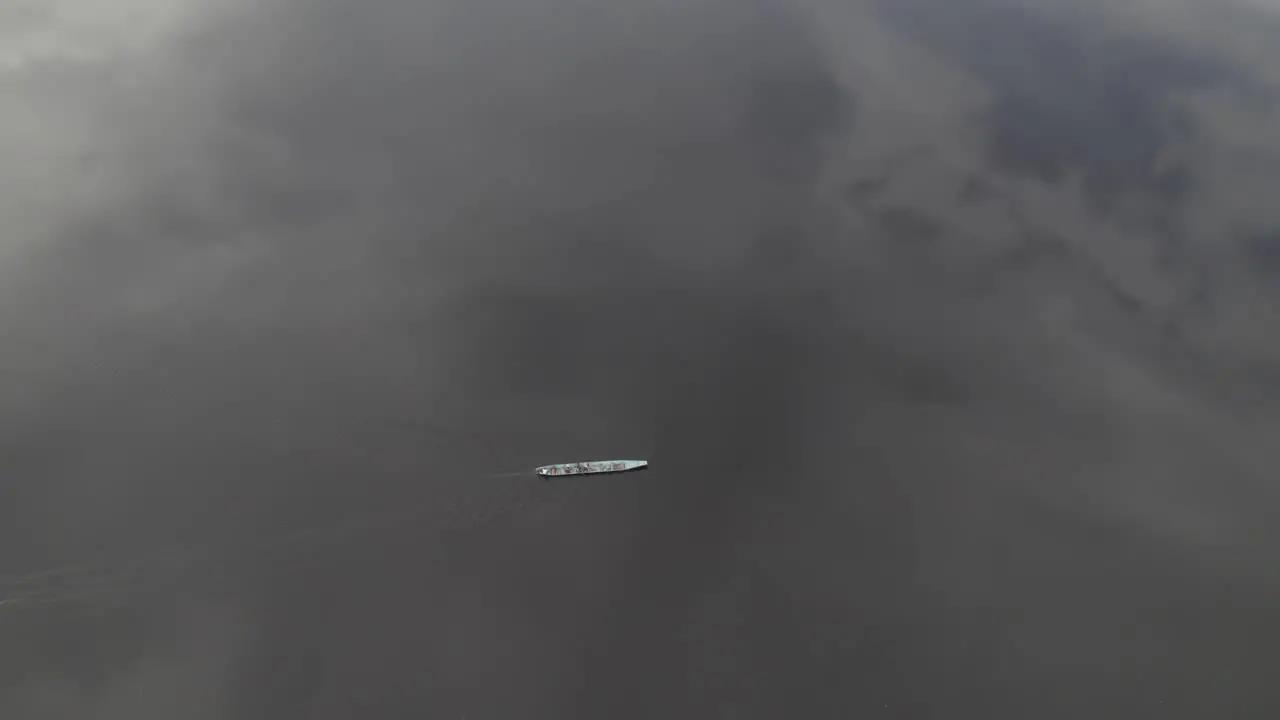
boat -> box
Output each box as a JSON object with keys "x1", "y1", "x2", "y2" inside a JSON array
[{"x1": 536, "y1": 460, "x2": 648, "y2": 479}]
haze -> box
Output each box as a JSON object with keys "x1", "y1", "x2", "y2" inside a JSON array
[{"x1": 3, "y1": 0, "x2": 1280, "y2": 716}]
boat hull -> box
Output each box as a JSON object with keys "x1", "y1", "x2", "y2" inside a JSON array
[{"x1": 536, "y1": 460, "x2": 648, "y2": 478}]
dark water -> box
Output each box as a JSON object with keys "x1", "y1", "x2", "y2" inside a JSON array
[{"x1": 3, "y1": 0, "x2": 1280, "y2": 716}]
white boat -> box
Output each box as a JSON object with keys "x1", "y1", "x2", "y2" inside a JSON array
[{"x1": 536, "y1": 460, "x2": 648, "y2": 478}]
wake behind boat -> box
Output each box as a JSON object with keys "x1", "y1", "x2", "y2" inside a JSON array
[{"x1": 536, "y1": 460, "x2": 648, "y2": 479}]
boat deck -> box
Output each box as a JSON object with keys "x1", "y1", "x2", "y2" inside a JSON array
[{"x1": 536, "y1": 460, "x2": 648, "y2": 476}]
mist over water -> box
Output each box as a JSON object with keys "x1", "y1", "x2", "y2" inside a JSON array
[{"x1": 3, "y1": 0, "x2": 1280, "y2": 716}]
